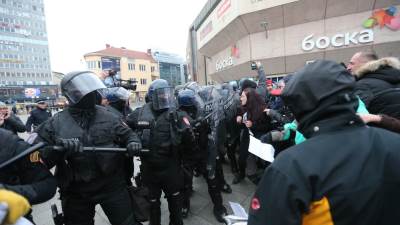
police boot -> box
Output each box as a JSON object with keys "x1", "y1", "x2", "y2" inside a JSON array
[
  {"x1": 213, "y1": 205, "x2": 227, "y2": 223},
  {"x1": 232, "y1": 172, "x2": 245, "y2": 184},
  {"x1": 181, "y1": 206, "x2": 189, "y2": 219},
  {"x1": 149, "y1": 198, "x2": 161, "y2": 225},
  {"x1": 182, "y1": 188, "x2": 191, "y2": 218},
  {"x1": 167, "y1": 192, "x2": 184, "y2": 225}
]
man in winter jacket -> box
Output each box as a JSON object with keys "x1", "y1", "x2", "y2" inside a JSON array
[
  {"x1": 248, "y1": 60, "x2": 400, "y2": 225},
  {"x1": 0, "y1": 102, "x2": 26, "y2": 134},
  {"x1": 349, "y1": 52, "x2": 400, "y2": 118}
]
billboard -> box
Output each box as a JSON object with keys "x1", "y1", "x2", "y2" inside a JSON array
[
  {"x1": 101, "y1": 57, "x2": 121, "y2": 71},
  {"x1": 24, "y1": 88, "x2": 40, "y2": 98}
]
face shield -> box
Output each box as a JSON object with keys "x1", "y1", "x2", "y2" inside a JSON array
[
  {"x1": 152, "y1": 87, "x2": 176, "y2": 111},
  {"x1": 62, "y1": 72, "x2": 106, "y2": 104}
]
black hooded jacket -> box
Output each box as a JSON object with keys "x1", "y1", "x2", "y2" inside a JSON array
[
  {"x1": 0, "y1": 128, "x2": 57, "y2": 204},
  {"x1": 248, "y1": 60, "x2": 400, "y2": 225}
]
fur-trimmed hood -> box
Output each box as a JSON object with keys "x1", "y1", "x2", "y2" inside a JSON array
[{"x1": 355, "y1": 57, "x2": 400, "y2": 78}]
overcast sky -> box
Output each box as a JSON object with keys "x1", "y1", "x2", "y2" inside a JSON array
[{"x1": 43, "y1": 0, "x2": 208, "y2": 73}]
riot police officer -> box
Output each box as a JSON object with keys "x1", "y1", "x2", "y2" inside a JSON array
[
  {"x1": 177, "y1": 88, "x2": 228, "y2": 223},
  {"x1": 35, "y1": 71, "x2": 142, "y2": 225},
  {"x1": 127, "y1": 79, "x2": 193, "y2": 225},
  {"x1": 219, "y1": 83, "x2": 241, "y2": 175},
  {"x1": 0, "y1": 128, "x2": 57, "y2": 222},
  {"x1": 105, "y1": 87, "x2": 133, "y2": 119}
]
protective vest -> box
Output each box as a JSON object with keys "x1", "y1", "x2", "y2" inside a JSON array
[
  {"x1": 52, "y1": 106, "x2": 125, "y2": 183},
  {"x1": 137, "y1": 104, "x2": 180, "y2": 165}
]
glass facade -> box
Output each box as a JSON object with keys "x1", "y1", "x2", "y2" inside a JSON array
[
  {"x1": 152, "y1": 50, "x2": 187, "y2": 87},
  {"x1": 159, "y1": 62, "x2": 183, "y2": 87},
  {"x1": 0, "y1": 0, "x2": 52, "y2": 93}
]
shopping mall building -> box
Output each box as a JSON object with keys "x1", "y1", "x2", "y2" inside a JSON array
[{"x1": 187, "y1": 0, "x2": 400, "y2": 84}]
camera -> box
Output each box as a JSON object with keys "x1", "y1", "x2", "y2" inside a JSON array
[{"x1": 251, "y1": 62, "x2": 257, "y2": 70}]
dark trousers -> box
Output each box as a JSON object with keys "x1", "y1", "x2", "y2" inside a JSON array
[
  {"x1": 62, "y1": 186, "x2": 138, "y2": 225},
  {"x1": 142, "y1": 162, "x2": 183, "y2": 225},
  {"x1": 226, "y1": 136, "x2": 240, "y2": 173},
  {"x1": 238, "y1": 129, "x2": 250, "y2": 176},
  {"x1": 182, "y1": 158, "x2": 224, "y2": 212}
]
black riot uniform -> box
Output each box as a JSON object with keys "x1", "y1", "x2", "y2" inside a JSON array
[
  {"x1": 36, "y1": 71, "x2": 142, "y2": 225},
  {"x1": 25, "y1": 101, "x2": 52, "y2": 132},
  {"x1": 127, "y1": 79, "x2": 193, "y2": 225},
  {"x1": 198, "y1": 86, "x2": 231, "y2": 193},
  {"x1": 219, "y1": 84, "x2": 241, "y2": 174},
  {"x1": 104, "y1": 87, "x2": 136, "y2": 186},
  {"x1": 0, "y1": 128, "x2": 57, "y2": 222},
  {"x1": 178, "y1": 87, "x2": 228, "y2": 223}
]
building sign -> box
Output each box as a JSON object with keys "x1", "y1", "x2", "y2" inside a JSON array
[
  {"x1": 24, "y1": 88, "x2": 40, "y2": 98},
  {"x1": 363, "y1": 5, "x2": 400, "y2": 31},
  {"x1": 197, "y1": 0, "x2": 299, "y2": 49},
  {"x1": 200, "y1": 21, "x2": 213, "y2": 41},
  {"x1": 101, "y1": 57, "x2": 120, "y2": 71},
  {"x1": 218, "y1": 0, "x2": 232, "y2": 18},
  {"x1": 216, "y1": 56, "x2": 234, "y2": 72},
  {"x1": 302, "y1": 29, "x2": 374, "y2": 51}
]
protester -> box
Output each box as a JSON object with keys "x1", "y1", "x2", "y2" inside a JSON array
[
  {"x1": 352, "y1": 56, "x2": 400, "y2": 118},
  {"x1": 239, "y1": 88, "x2": 272, "y2": 139},
  {"x1": 347, "y1": 51, "x2": 378, "y2": 75},
  {"x1": 0, "y1": 102, "x2": 26, "y2": 134},
  {"x1": 0, "y1": 128, "x2": 57, "y2": 223},
  {"x1": 248, "y1": 60, "x2": 400, "y2": 225}
]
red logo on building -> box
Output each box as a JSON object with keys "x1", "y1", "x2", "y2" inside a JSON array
[{"x1": 231, "y1": 44, "x2": 240, "y2": 58}]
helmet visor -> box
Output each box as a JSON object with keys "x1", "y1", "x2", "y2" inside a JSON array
[
  {"x1": 63, "y1": 72, "x2": 106, "y2": 104},
  {"x1": 152, "y1": 87, "x2": 175, "y2": 110}
]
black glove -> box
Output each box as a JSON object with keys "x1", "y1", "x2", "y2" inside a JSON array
[
  {"x1": 260, "y1": 132, "x2": 273, "y2": 144},
  {"x1": 56, "y1": 138, "x2": 83, "y2": 153},
  {"x1": 127, "y1": 142, "x2": 142, "y2": 157}
]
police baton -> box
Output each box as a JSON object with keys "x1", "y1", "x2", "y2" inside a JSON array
[
  {"x1": 0, "y1": 142, "x2": 46, "y2": 170},
  {"x1": 52, "y1": 146, "x2": 150, "y2": 154}
]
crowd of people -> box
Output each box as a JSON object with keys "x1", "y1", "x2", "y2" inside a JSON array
[{"x1": 1, "y1": 50, "x2": 400, "y2": 225}]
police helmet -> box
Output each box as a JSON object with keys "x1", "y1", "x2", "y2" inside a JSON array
[
  {"x1": 61, "y1": 71, "x2": 106, "y2": 105},
  {"x1": 106, "y1": 87, "x2": 131, "y2": 103},
  {"x1": 148, "y1": 79, "x2": 175, "y2": 111},
  {"x1": 178, "y1": 89, "x2": 196, "y2": 107}
]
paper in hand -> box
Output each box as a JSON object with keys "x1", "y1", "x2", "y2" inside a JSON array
[{"x1": 248, "y1": 131, "x2": 275, "y2": 162}]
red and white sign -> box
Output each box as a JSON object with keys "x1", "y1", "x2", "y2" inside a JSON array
[{"x1": 217, "y1": 0, "x2": 231, "y2": 18}]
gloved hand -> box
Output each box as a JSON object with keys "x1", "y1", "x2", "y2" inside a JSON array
[
  {"x1": 0, "y1": 189, "x2": 31, "y2": 224},
  {"x1": 56, "y1": 138, "x2": 83, "y2": 154},
  {"x1": 260, "y1": 132, "x2": 273, "y2": 144},
  {"x1": 127, "y1": 142, "x2": 142, "y2": 157}
]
